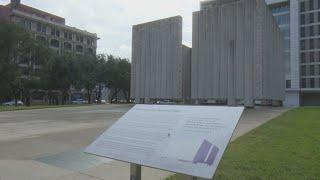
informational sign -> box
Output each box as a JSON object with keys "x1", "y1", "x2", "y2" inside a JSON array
[{"x1": 85, "y1": 105, "x2": 244, "y2": 179}]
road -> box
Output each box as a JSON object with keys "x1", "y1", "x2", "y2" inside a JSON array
[{"x1": 0, "y1": 104, "x2": 290, "y2": 180}]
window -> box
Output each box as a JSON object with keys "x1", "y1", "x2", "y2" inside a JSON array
[
  {"x1": 56, "y1": 30, "x2": 60, "y2": 37},
  {"x1": 319, "y1": 65, "x2": 320, "y2": 74},
  {"x1": 310, "y1": 26, "x2": 315, "y2": 36},
  {"x1": 286, "y1": 80, "x2": 291, "y2": 89},
  {"x1": 301, "y1": 78, "x2": 307, "y2": 88},
  {"x1": 309, "y1": 52, "x2": 315, "y2": 62},
  {"x1": 318, "y1": 12, "x2": 320, "y2": 22},
  {"x1": 87, "y1": 48, "x2": 94, "y2": 54},
  {"x1": 64, "y1": 32, "x2": 68, "y2": 39},
  {"x1": 41, "y1": 25, "x2": 46, "y2": 33},
  {"x1": 75, "y1": 45, "x2": 83, "y2": 52},
  {"x1": 51, "y1": 28, "x2": 55, "y2": 36},
  {"x1": 68, "y1": 33, "x2": 72, "y2": 40},
  {"x1": 310, "y1": 65, "x2": 315, "y2": 75},
  {"x1": 37, "y1": 23, "x2": 41, "y2": 32},
  {"x1": 80, "y1": 36, "x2": 83, "y2": 43},
  {"x1": 310, "y1": 52, "x2": 315, "y2": 62},
  {"x1": 301, "y1": 40, "x2": 306, "y2": 50},
  {"x1": 310, "y1": 78, "x2": 315, "y2": 88},
  {"x1": 310, "y1": 13, "x2": 315, "y2": 23},
  {"x1": 310, "y1": 39, "x2": 315, "y2": 49},
  {"x1": 310, "y1": 0, "x2": 314, "y2": 10},
  {"x1": 301, "y1": 27, "x2": 306, "y2": 37},
  {"x1": 24, "y1": 20, "x2": 31, "y2": 30},
  {"x1": 64, "y1": 42, "x2": 72, "y2": 50},
  {"x1": 300, "y1": 1, "x2": 306, "y2": 12},
  {"x1": 317, "y1": 38, "x2": 320, "y2": 49},
  {"x1": 301, "y1": 52, "x2": 306, "y2": 63},
  {"x1": 301, "y1": 14, "x2": 306, "y2": 25},
  {"x1": 50, "y1": 39, "x2": 60, "y2": 48},
  {"x1": 301, "y1": 65, "x2": 307, "y2": 76}
]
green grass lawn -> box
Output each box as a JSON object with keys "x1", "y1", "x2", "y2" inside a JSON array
[
  {"x1": 0, "y1": 104, "x2": 92, "y2": 112},
  {"x1": 166, "y1": 107, "x2": 320, "y2": 180}
]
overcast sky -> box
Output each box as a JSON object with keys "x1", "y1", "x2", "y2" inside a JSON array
[{"x1": 0, "y1": 0, "x2": 200, "y2": 59}]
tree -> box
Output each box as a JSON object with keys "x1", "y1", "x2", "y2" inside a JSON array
[
  {"x1": 41, "y1": 54, "x2": 76, "y2": 105},
  {"x1": 0, "y1": 21, "x2": 41, "y2": 103},
  {"x1": 74, "y1": 55, "x2": 99, "y2": 104}
]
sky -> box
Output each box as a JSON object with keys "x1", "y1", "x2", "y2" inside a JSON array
[{"x1": 0, "y1": 0, "x2": 200, "y2": 60}]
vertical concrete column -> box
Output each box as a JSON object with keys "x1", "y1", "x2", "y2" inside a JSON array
[
  {"x1": 130, "y1": 164, "x2": 141, "y2": 180},
  {"x1": 228, "y1": 40, "x2": 236, "y2": 106}
]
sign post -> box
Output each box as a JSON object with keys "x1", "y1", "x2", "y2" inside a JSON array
[
  {"x1": 130, "y1": 164, "x2": 141, "y2": 180},
  {"x1": 86, "y1": 105, "x2": 244, "y2": 179}
]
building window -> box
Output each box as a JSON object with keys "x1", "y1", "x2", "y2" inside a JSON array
[
  {"x1": 300, "y1": 1, "x2": 306, "y2": 12},
  {"x1": 50, "y1": 39, "x2": 60, "y2": 48},
  {"x1": 64, "y1": 42, "x2": 72, "y2": 50},
  {"x1": 87, "y1": 48, "x2": 94, "y2": 54},
  {"x1": 317, "y1": 38, "x2": 320, "y2": 49},
  {"x1": 310, "y1": 52, "x2": 315, "y2": 62},
  {"x1": 310, "y1": 78, "x2": 315, "y2": 88},
  {"x1": 301, "y1": 27, "x2": 306, "y2": 37},
  {"x1": 37, "y1": 23, "x2": 41, "y2": 32},
  {"x1": 51, "y1": 28, "x2": 55, "y2": 36},
  {"x1": 301, "y1": 78, "x2": 306, "y2": 88},
  {"x1": 41, "y1": 25, "x2": 46, "y2": 33},
  {"x1": 310, "y1": 0, "x2": 314, "y2": 11},
  {"x1": 301, "y1": 40, "x2": 306, "y2": 50},
  {"x1": 68, "y1": 33, "x2": 72, "y2": 40},
  {"x1": 24, "y1": 20, "x2": 31, "y2": 30},
  {"x1": 310, "y1": 39, "x2": 315, "y2": 49},
  {"x1": 301, "y1": 65, "x2": 307, "y2": 76},
  {"x1": 301, "y1": 52, "x2": 306, "y2": 63},
  {"x1": 286, "y1": 80, "x2": 291, "y2": 89},
  {"x1": 310, "y1": 65, "x2": 315, "y2": 75},
  {"x1": 64, "y1": 32, "x2": 68, "y2": 39},
  {"x1": 310, "y1": 26, "x2": 315, "y2": 36},
  {"x1": 309, "y1": 13, "x2": 315, "y2": 24},
  {"x1": 75, "y1": 45, "x2": 83, "y2": 52},
  {"x1": 56, "y1": 30, "x2": 60, "y2": 37}
]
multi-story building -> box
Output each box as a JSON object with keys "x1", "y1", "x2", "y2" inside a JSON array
[
  {"x1": 266, "y1": 0, "x2": 320, "y2": 106},
  {"x1": 201, "y1": 0, "x2": 320, "y2": 106},
  {"x1": 0, "y1": 0, "x2": 98, "y2": 57},
  {"x1": 0, "y1": 0, "x2": 99, "y2": 104}
]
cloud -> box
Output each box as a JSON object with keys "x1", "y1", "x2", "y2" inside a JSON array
[{"x1": 0, "y1": 0, "x2": 200, "y2": 59}]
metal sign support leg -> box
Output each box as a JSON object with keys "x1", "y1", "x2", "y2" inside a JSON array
[{"x1": 130, "y1": 164, "x2": 141, "y2": 180}]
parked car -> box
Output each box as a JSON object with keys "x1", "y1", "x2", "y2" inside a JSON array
[
  {"x1": 2, "y1": 100, "x2": 24, "y2": 106},
  {"x1": 156, "y1": 100, "x2": 175, "y2": 105},
  {"x1": 71, "y1": 99, "x2": 88, "y2": 104}
]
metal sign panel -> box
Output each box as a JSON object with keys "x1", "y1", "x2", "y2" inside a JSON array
[{"x1": 85, "y1": 105, "x2": 244, "y2": 179}]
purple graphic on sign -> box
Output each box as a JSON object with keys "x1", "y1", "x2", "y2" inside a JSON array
[
  {"x1": 192, "y1": 140, "x2": 219, "y2": 166},
  {"x1": 205, "y1": 145, "x2": 219, "y2": 165},
  {"x1": 192, "y1": 140, "x2": 211, "y2": 164}
]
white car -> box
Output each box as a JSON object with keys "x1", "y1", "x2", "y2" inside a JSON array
[
  {"x1": 72, "y1": 99, "x2": 88, "y2": 104},
  {"x1": 2, "y1": 100, "x2": 24, "y2": 106}
]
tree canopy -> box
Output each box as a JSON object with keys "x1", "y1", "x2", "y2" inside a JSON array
[{"x1": 0, "y1": 21, "x2": 131, "y2": 105}]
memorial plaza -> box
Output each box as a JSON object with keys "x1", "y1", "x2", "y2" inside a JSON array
[{"x1": 0, "y1": 104, "x2": 292, "y2": 180}]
